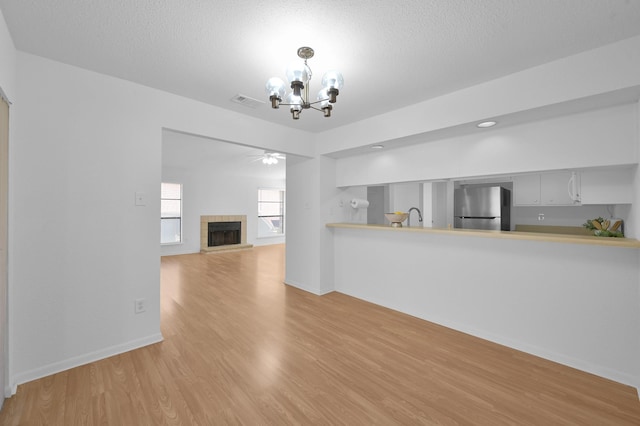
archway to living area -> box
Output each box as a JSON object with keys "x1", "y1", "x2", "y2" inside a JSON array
[{"x1": 159, "y1": 129, "x2": 289, "y2": 258}]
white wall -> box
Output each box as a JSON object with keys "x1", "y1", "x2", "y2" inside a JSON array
[
  {"x1": 0, "y1": 8, "x2": 15, "y2": 101},
  {"x1": 335, "y1": 103, "x2": 638, "y2": 187},
  {"x1": 8, "y1": 52, "x2": 310, "y2": 392},
  {"x1": 285, "y1": 156, "x2": 364, "y2": 295},
  {"x1": 285, "y1": 157, "x2": 324, "y2": 294},
  {"x1": 0, "y1": 9, "x2": 14, "y2": 404},
  {"x1": 626, "y1": 106, "x2": 640, "y2": 240},
  {"x1": 421, "y1": 183, "x2": 433, "y2": 227},
  {"x1": 332, "y1": 227, "x2": 640, "y2": 390},
  {"x1": 10, "y1": 53, "x2": 162, "y2": 389}
]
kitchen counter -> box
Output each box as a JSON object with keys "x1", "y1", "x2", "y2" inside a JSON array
[{"x1": 326, "y1": 222, "x2": 640, "y2": 248}]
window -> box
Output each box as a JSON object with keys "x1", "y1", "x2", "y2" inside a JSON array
[
  {"x1": 258, "y1": 188, "x2": 284, "y2": 237},
  {"x1": 161, "y1": 182, "x2": 182, "y2": 244}
]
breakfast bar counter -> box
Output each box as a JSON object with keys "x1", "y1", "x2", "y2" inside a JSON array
[{"x1": 326, "y1": 222, "x2": 640, "y2": 248}]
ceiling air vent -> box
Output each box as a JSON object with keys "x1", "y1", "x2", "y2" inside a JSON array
[{"x1": 230, "y1": 94, "x2": 265, "y2": 109}]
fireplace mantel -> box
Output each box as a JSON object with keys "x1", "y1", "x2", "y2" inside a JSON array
[{"x1": 200, "y1": 215, "x2": 253, "y2": 253}]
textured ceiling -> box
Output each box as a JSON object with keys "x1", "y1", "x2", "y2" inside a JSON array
[{"x1": 2, "y1": 0, "x2": 640, "y2": 133}]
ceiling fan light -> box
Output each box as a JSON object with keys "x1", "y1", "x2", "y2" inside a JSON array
[{"x1": 261, "y1": 154, "x2": 278, "y2": 165}]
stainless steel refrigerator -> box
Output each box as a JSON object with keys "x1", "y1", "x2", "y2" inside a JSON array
[{"x1": 454, "y1": 186, "x2": 511, "y2": 231}]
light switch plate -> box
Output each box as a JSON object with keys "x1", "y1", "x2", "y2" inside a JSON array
[
  {"x1": 135, "y1": 192, "x2": 146, "y2": 206},
  {"x1": 134, "y1": 298, "x2": 146, "y2": 314}
]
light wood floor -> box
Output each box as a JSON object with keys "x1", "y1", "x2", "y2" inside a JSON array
[{"x1": 1, "y1": 244, "x2": 639, "y2": 425}]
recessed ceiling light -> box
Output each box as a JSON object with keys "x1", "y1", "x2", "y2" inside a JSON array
[
  {"x1": 371, "y1": 145, "x2": 384, "y2": 149},
  {"x1": 477, "y1": 121, "x2": 497, "y2": 128}
]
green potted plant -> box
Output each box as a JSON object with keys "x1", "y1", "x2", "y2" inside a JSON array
[{"x1": 582, "y1": 217, "x2": 624, "y2": 237}]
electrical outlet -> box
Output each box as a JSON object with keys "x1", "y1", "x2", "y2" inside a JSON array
[
  {"x1": 134, "y1": 298, "x2": 146, "y2": 314},
  {"x1": 135, "y1": 192, "x2": 146, "y2": 206}
]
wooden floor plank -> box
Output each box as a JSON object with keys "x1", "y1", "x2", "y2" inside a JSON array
[{"x1": 1, "y1": 243, "x2": 639, "y2": 424}]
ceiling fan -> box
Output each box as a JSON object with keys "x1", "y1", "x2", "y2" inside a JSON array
[{"x1": 247, "y1": 151, "x2": 286, "y2": 165}]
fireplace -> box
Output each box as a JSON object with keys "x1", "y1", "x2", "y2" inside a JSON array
[
  {"x1": 208, "y1": 221, "x2": 241, "y2": 247},
  {"x1": 200, "y1": 215, "x2": 253, "y2": 253}
]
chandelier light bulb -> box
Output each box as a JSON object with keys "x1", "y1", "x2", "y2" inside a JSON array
[
  {"x1": 285, "y1": 63, "x2": 310, "y2": 84},
  {"x1": 317, "y1": 88, "x2": 332, "y2": 117},
  {"x1": 265, "y1": 77, "x2": 286, "y2": 96},
  {"x1": 322, "y1": 71, "x2": 343, "y2": 103},
  {"x1": 286, "y1": 92, "x2": 302, "y2": 108},
  {"x1": 265, "y1": 77, "x2": 286, "y2": 108},
  {"x1": 321, "y1": 70, "x2": 344, "y2": 90},
  {"x1": 286, "y1": 92, "x2": 303, "y2": 119},
  {"x1": 317, "y1": 88, "x2": 330, "y2": 107}
]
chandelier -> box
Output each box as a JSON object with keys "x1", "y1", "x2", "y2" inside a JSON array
[{"x1": 265, "y1": 47, "x2": 344, "y2": 120}]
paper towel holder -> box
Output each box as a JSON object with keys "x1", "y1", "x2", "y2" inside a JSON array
[{"x1": 350, "y1": 198, "x2": 370, "y2": 209}]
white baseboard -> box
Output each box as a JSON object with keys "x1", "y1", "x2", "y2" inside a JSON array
[
  {"x1": 283, "y1": 280, "x2": 334, "y2": 296},
  {"x1": 5, "y1": 382, "x2": 15, "y2": 398},
  {"x1": 8, "y1": 333, "x2": 164, "y2": 396},
  {"x1": 283, "y1": 279, "x2": 318, "y2": 295},
  {"x1": 435, "y1": 317, "x2": 640, "y2": 395}
]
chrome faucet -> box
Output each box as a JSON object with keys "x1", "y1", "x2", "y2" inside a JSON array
[{"x1": 407, "y1": 207, "x2": 423, "y2": 228}]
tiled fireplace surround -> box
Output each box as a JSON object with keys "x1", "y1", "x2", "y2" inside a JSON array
[{"x1": 200, "y1": 215, "x2": 253, "y2": 253}]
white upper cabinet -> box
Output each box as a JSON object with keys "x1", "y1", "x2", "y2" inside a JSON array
[
  {"x1": 513, "y1": 172, "x2": 581, "y2": 206},
  {"x1": 580, "y1": 167, "x2": 635, "y2": 204},
  {"x1": 513, "y1": 174, "x2": 541, "y2": 205}
]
